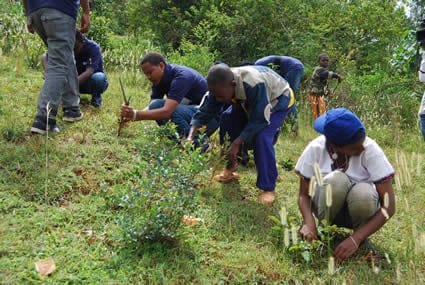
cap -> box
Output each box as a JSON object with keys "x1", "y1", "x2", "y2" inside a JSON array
[{"x1": 313, "y1": 108, "x2": 366, "y2": 146}]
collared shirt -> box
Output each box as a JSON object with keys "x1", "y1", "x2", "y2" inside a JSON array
[
  {"x1": 295, "y1": 136, "x2": 394, "y2": 184},
  {"x1": 75, "y1": 38, "x2": 104, "y2": 74},
  {"x1": 191, "y1": 65, "x2": 294, "y2": 144},
  {"x1": 27, "y1": 0, "x2": 79, "y2": 19},
  {"x1": 150, "y1": 63, "x2": 207, "y2": 105},
  {"x1": 255, "y1": 55, "x2": 304, "y2": 77}
]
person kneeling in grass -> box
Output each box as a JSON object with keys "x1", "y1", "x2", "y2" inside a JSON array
[
  {"x1": 120, "y1": 52, "x2": 218, "y2": 147},
  {"x1": 186, "y1": 64, "x2": 295, "y2": 206},
  {"x1": 42, "y1": 31, "x2": 108, "y2": 108},
  {"x1": 295, "y1": 108, "x2": 395, "y2": 261}
]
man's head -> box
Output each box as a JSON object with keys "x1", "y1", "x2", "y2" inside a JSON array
[
  {"x1": 74, "y1": 30, "x2": 86, "y2": 54},
  {"x1": 314, "y1": 108, "x2": 366, "y2": 156},
  {"x1": 140, "y1": 52, "x2": 166, "y2": 85},
  {"x1": 318, "y1": 53, "x2": 329, "y2": 68},
  {"x1": 206, "y1": 64, "x2": 235, "y2": 103}
]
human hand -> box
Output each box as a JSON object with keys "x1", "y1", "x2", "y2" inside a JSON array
[
  {"x1": 120, "y1": 104, "x2": 135, "y2": 120},
  {"x1": 333, "y1": 236, "x2": 359, "y2": 262},
  {"x1": 27, "y1": 24, "x2": 34, "y2": 33},
  {"x1": 227, "y1": 139, "x2": 241, "y2": 165},
  {"x1": 80, "y1": 12, "x2": 90, "y2": 33},
  {"x1": 338, "y1": 76, "x2": 344, "y2": 82},
  {"x1": 300, "y1": 223, "x2": 318, "y2": 242}
]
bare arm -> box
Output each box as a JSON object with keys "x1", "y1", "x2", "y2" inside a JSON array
[
  {"x1": 22, "y1": 0, "x2": 34, "y2": 33},
  {"x1": 298, "y1": 176, "x2": 318, "y2": 241},
  {"x1": 120, "y1": 98, "x2": 179, "y2": 121},
  {"x1": 79, "y1": 0, "x2": 90, "y2": 33},
  {"x1": 22, "y1": 0, "x2": 27, "y2": 14},
  {"x1": 78, "y1": 67, "x2": 94, "y2": 86},
  {"x1": 333, "y1": 179, "x2": 395, "y2": 261}
]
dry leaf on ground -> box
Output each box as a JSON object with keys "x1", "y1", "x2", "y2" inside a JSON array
[
  {"x1": 35, "y1": 257, "x2": 56, "y2": 276},
  {"x1": 182, "y1": 215, "x2": 204, "y2": 226}
]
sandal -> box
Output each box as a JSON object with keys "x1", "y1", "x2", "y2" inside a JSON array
[{"x1": 214, "y1": 169, "x2": 240, "y2": 183}]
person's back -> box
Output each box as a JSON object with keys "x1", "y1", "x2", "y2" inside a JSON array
[
  {"x1": 151, "y1": 63, "x2": 206, "y2": 105},
  {"x1": 255, "y1": 55, "x2": 303, "y2": 77},
  {"x1": 255, "y1": 55, "x2": 304, "y2": 134},
  {"x1": 26, "y1": 0, "x2": 80, "y2": 20}
]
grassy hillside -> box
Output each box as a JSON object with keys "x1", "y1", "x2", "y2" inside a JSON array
[{"x1": 0, "y1": 55, "x2": 424, "y2": 284}]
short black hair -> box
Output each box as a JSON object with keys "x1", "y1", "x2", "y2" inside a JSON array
[
  {"x1": 318, "y1": 53, "x2": 329, "y2": 62},
  {"x1": 206, "y1": 64, "x2": 234, "y2": 86},
  {"x1": 75, "y1": 30, "x2": 85, "y2": 43},
  {"x1": 141, "y1": 52, "x2": 166, "y2": 66}
]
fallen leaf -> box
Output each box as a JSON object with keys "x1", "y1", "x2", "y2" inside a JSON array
[
  {"x1": 35, "y1": 257, "x2": 56, "y2": 276},
  {"x1": 82, "y1": 230, "x2": 95, "y2": 236},
  {"x1": 182, "y1": 215, "x2": 204, "y2": 226}
]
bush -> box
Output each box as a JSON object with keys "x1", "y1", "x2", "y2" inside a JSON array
[
  {"x1": 113, "y1": 125, "x2": 209, "y2": 244},
  {"x1": 102, "y1": 35, "x2": 156, "y2": 72},
  {"x1": 0, "y1": 11, "x2": 44, "y2": 68},
  {"x1": 167, "y1": 40, "x2": 217, "y2": 76}
]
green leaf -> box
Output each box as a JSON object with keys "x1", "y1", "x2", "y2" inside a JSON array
[{"x1": 268, "y1": 215, "x2": 281, "y2": 225}]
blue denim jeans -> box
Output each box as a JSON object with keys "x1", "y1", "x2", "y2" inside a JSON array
[
  {"x1": 421, "y1": 114, "x2": 425, "y2": 141},
  {"x1": 28, "y1": 8, "x2": 79, "y2": 118},
  {"x1": 148, "y1": 99, "x2": 219, "y2": 138},
  {"x1": 79, "y1": 72, "x2": 109, "y2": 107}
]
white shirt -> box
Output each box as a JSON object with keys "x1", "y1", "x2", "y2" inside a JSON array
[
  {"x1": 295, "y1": 136, "x2": 394, "y2": 184},
  {"x1": 419, "y1": 50, "x2": 425, "y2": 116}
]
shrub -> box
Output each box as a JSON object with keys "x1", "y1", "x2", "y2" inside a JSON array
[
  {"x1": 113, "y1": 125, "x2": 209, "y2": 244},
  {"x1": 0, "y1": 11, "x2": 44, "y2": 68},
  {"x1": 167, "y1": 40, "x2": 217, "y2": 76}
]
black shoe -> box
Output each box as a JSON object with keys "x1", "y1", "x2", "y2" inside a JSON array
[
  {"x1": 31, "y1": 117, "x2": 60, "y2": 134},
  {"x1": 63, "y1": 108, "x2": 83, "y2": 122},
  {"x1": 91, "y1": 95, "x2": 102, "y2": 108}
]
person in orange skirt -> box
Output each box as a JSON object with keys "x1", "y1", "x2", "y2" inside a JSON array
[{"x1": 308, "y1": 54, "x2": 343, "y2": 120}]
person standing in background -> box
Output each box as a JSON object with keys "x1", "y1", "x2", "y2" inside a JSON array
[
  {"x1": 308, "y1": 54, "x2": 343, "y2": 120},
  {"x1": 23, "y1": 0, "x2": 90, "y2": 134}
]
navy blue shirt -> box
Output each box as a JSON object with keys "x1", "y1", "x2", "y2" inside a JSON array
[
  {"x1": 255, "y1": 55, "x2": 304, "y2": 77},
  {"x1": 27, "y1": 0, "x2": 79, "y2": 20},
  {"x1": 150, "y1": 63, "x2": 207, "y2": 105},
  {"x1": 74, "y1": 38, "x2": 104, "y2": 75}
]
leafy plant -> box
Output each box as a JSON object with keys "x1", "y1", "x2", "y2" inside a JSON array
[
  {"x1": 269, "y1": 208, "x2": 349, "y2": 264},
  {"x1": 113, "y1": 125, "x2": 209, "y2": 244}
]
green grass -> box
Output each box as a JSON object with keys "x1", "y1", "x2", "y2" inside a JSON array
[{"x1": 1, "y1": 54, "x2": 425, "y2": 284}]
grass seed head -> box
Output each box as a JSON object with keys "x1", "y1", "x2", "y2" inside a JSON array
[
  {"x1": 313, "y1": 162, "x2": 323, "y2": 186},
  {"x1": 326, "y1": 184, "x2": 333, "y2": 207}
]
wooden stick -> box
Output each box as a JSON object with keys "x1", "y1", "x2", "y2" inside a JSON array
[{"x1": 117, "y1": 77, "x2": 131, "y2": 136}]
